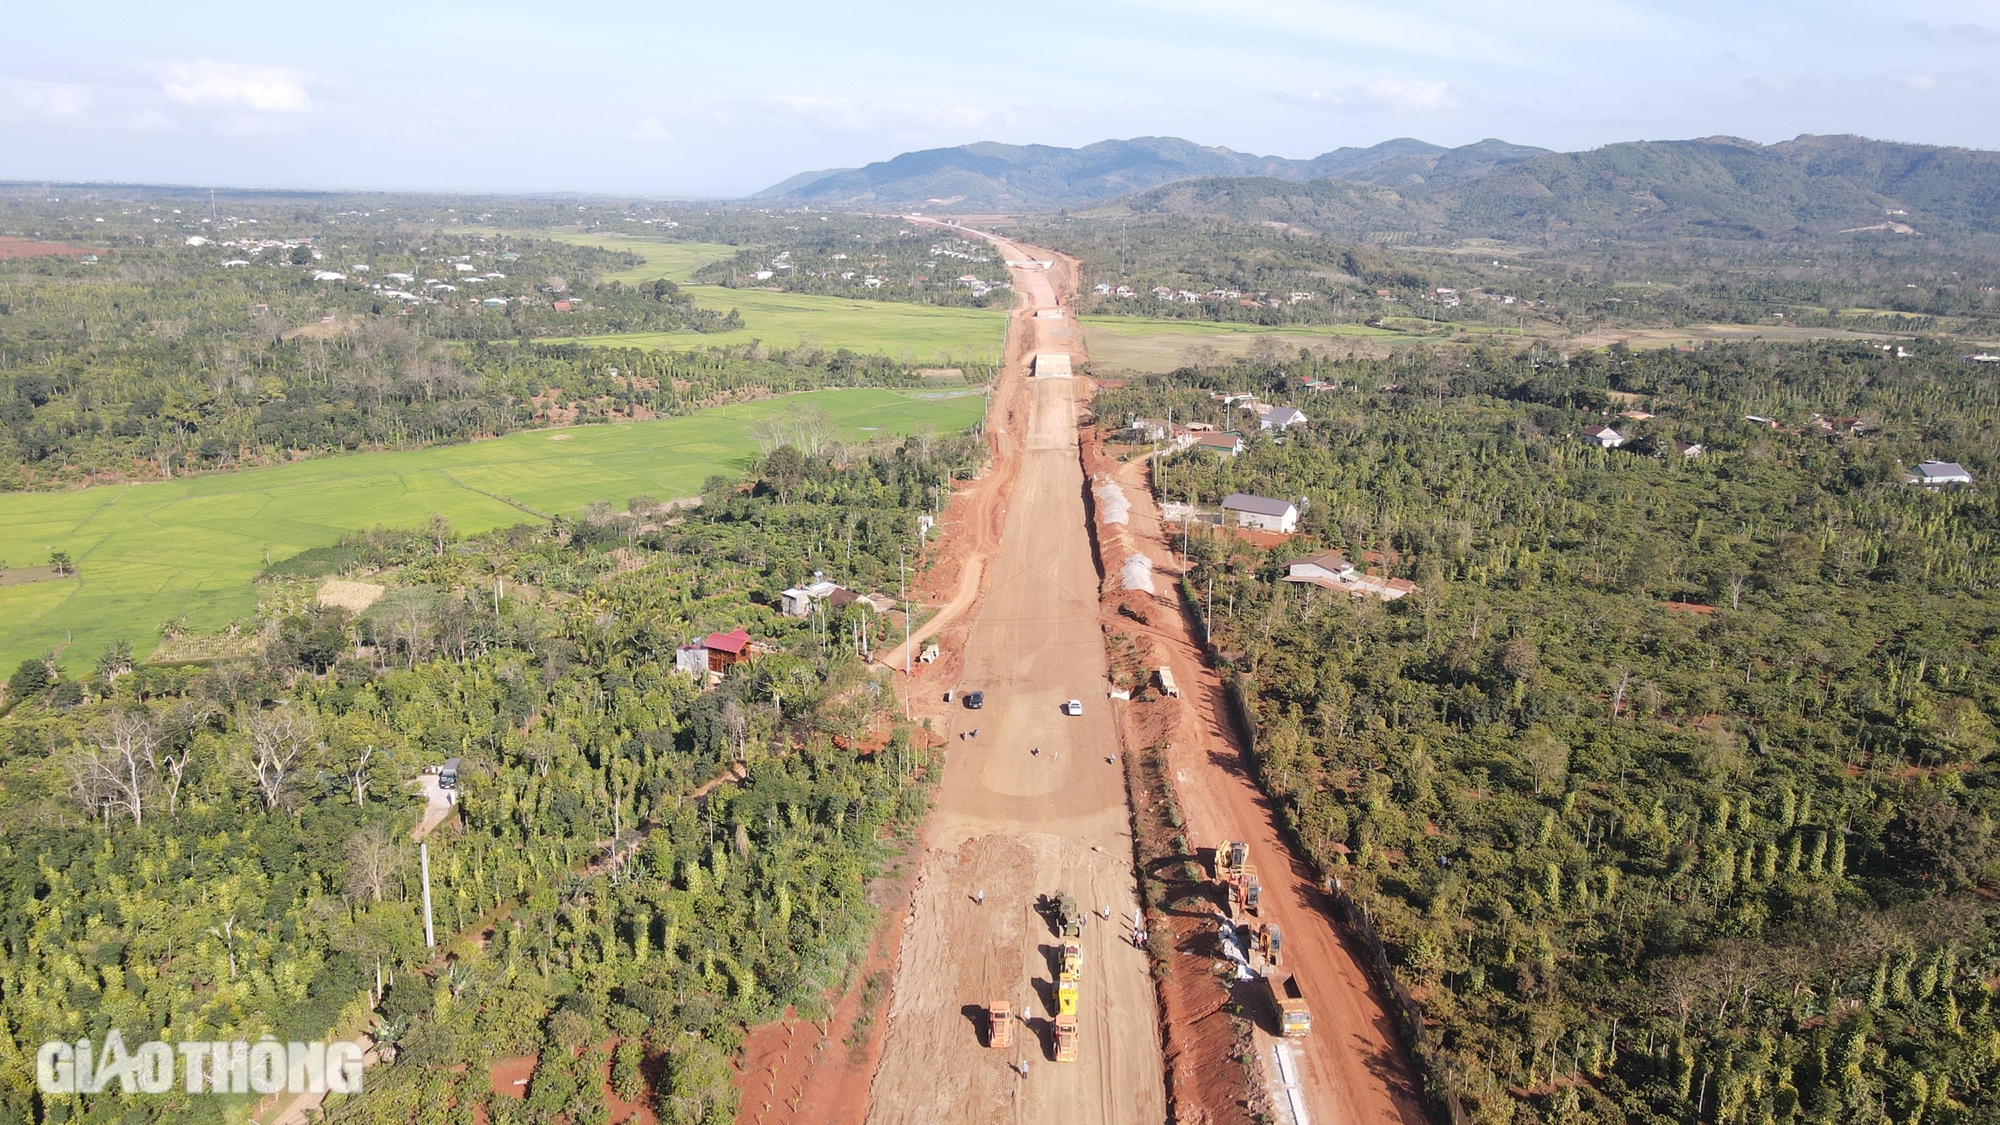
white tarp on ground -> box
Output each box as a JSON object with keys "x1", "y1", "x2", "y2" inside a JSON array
[
  {"x1": 1093, "y1": 475, "x2": 1130, "y2": 525},
  {"x1": 1120, "y1": 552, "x2": 1155, "y2": 593}
]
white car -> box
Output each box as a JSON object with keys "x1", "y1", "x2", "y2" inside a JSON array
[{"x1": 1062, "y1": 699, "x2": 1083, "y2": 716}]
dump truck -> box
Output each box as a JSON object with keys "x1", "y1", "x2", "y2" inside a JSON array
[
  {"x1": 1054, "y1": 1014, "x2": 1079, "y2": 1062},
  {"x1": 987, "y1": 1000, "x2": 1012, "y2": 1049},
  {"x1": 1157, "y1": 666, "x2": 1180, "y2": 697},
  {"x1": 1057, "y1": 972, "x2": 1078, "y2": 1015},
  {"x1": 1267, "y1": 973, "x2": 1311, "y2": 1037}
]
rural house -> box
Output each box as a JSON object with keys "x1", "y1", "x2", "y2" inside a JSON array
[
  {"x1": 1670, "y1": 441, "x2": 1705, "y2": 458},
  {"x1": 1221, "y1": 493, "x2": 1299, "y2": 533},
  {"x1": 1283, "y1": 552, "x2": 1418, "y2": 601},
  {"x1": 1908, "y1": 460, "x2": 1974, "y2": 486},
  {"x1": 1194, "y1": 432, "x2": 1245, "y2": 457},
  {"x1": 675, "y1": 628, "x2": 759, "y2": 677},
  {"x1": 1259, "y1": 406, "x2": 1308, "y2": 431},
  {"x1": 781, "y1": 579, "x2": 880, "y2": 617},
  {"x1": 1581, "y1": 424, "x2": 1626, "y2": 449}
]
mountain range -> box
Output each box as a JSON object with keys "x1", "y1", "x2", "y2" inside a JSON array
[
  {"x1": 754, "y1": 136, "x2": 1549, "y2": 211},
  {"x1": 755, "y1": 134, "x2": 2000, "y2": 247}
]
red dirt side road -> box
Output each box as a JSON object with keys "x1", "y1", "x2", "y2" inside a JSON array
[{"x1": 1095, "y1": 445, "x2": 1432, "y2": 1125}]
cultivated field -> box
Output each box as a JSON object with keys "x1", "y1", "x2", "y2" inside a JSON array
[
  {"x1": 535, "y1": 232, "x2": 738, "y2": 284},
  {"x1": 0, "y1": 389, "x2": 987, "y2": 671},
  {"x1": 554, "y1": 287, "x2": 1007, "y2": 363},
  {"x1": 1078, "y1": 314, "x2": 1424, "y2": 372},
  {"x1": 534, "y1": 232, "x2": 1007, "y2": 362}
]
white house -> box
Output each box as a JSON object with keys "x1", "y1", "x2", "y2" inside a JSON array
[
  {"x1": 1908, "y1": 461, "x2": 1974, "y2": 486},
  {"x1": 780, "y1": 580, "x2": 880, "y2": 617},
  {"x1": 1221, "y1": 494, "x2": 1298, "y2": 533},
  {"x1": 1260, "y1": 406, "x2": 1307, "y2": 431},
  {"x1": 1581, "y1": 424, "x2": 1626, "y2": 449}
]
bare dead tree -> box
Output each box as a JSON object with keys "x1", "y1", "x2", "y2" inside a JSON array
[
  {"x1": 246, "y1": 707, "x2": 316, "y2": 811},
  {"x1": 74, "y1": 712, "x2": 166, "y2": 827},
  {"x1": 345, "y1": 823, "x2": 406, "y2": 903}
]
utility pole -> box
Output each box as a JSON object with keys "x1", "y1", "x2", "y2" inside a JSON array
[{"x1": 420, "y1": 842, "x2": 436, "y2": 949}]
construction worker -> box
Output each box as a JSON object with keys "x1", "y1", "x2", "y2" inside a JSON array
[{"x1": 976, "y1": 889, "x2": 985, "y2": 905}]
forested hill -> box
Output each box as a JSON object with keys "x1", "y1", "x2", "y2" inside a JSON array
[
  {"x1": 754, "y1": 136, "x2": 1548, "y2": 210},
  {"x1": 1107, "y1": 135, "x2": 2000, "y2": 246}
]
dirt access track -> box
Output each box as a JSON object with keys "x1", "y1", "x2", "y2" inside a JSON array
[{"x1": 856, "y1": 225, "x2": 1167, "y2": 1125}]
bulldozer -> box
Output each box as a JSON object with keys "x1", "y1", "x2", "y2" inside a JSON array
[
  {"x1": 987, "y1": 1000, "x2": 1013, "y2": 1049},
  {"x1": 1224, "y1": 863, "x2": 1262, "y2": 919}
]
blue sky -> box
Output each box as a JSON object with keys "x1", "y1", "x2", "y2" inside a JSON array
[{"x1": 2, "y1": 1, "x2": 1996, "y2": 197}]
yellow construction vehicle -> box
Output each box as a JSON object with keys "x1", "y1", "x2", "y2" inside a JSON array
[
  {"x1": 1215, "y1": 840, "x2": 1249, "y2": 883},
  {"x1": 1267, "y1": 973, "x2": 1311, "y2": 1037},
  {"x1": 1062, "y1": 938, "x2": 1083, "y2": 976},
  {"x1": 1057, "y1": 972, "x2": 1078, "y2": 1016},
  {"x1": 1253, "y1": 923, "x2": 1283, "y2": 969},
  {"x1": 1054, "y1": 1014, "x2": 1079, "y2": 1062}
]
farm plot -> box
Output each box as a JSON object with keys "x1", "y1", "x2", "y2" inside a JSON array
[
  {"x1": 0, "y1": 388, "x2": 987, "y2": 672},
  {"x1": 1079, "y1": 315, "x2": 1426, "y2": 372}
]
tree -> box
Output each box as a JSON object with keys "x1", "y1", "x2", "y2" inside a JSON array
[
  {"x1": 48, "y1": 550, "x2": 74, "y2": 576},
  {"x1": 1884, "y1": 798, "x2": 1994, "y2": 890},
  {"x1": 762, "y1": 445, "x2": 805, "y2": 505},
  {"x1": 245, "y1": 706, "x2": 316, "y2": 811},
  {"x1": 6, "y1": 654, "x2": 52, "y2": 703},
  {"x1": 94, "y1": 639, "x2": 134, "y2": 680},
  {"x1": 67, "y1": 711, "x2": 164, "y2": 827},
  {"x1": 346, "y1": 823, "x2": 407, "y2": 903}
]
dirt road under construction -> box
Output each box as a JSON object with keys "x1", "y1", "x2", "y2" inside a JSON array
[
  {"x1": 862, "y1": 228, "x2": 1165, "y2": 1124},
  {"x1": 823, "y1": 220, "x2": 1421, "y2": 1125}
]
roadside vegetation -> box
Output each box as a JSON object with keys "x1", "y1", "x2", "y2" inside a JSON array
[
  {"x1": 0, "y1": 426, "x2": 984, "y2": 1125},
  {"x1": 1098, "y1": 338, "x2": 2000, "y2": 1124}
]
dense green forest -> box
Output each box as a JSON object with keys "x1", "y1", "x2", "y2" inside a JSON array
[
  {"x1": 0, "y1": 425, "x2": 981, "y2": 1124},
  {"x1": 1098, "y1": 339, "x2": 2000, "y2": 1124}
]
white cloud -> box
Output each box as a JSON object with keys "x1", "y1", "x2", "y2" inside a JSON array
[
  {"x1": 1, "y1": 78, "x2": 94, "y2": 121},
  {"x1": 629, "y1": 117, "x2": 672, "y2": 143},
  {"x1": 162, "y1": 60, "x2": 311, "y2": 113},
  {"x1": 1298, "y1": 79, "x2": 1464, "y2": 114}
]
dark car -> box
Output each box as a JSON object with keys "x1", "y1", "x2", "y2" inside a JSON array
[{"x1": 964, "y1": 691, "x2": 984, "y2": 709}]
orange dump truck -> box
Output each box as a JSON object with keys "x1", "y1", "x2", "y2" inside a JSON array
[
  {"x1": 988, "y1": 1000, "x2": 1012, "y2": 1049},
  {"x1": 1054, "y1": 1014, "x2": 1079, "y2": 1062},
  {"x1": 1267, "y1": 973, "x2": 1311, "y2": 1037}
]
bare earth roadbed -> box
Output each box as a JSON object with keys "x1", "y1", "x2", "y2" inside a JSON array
[{"x1": 860, "y1": 237, "x2": 1166, "y2": 1125}]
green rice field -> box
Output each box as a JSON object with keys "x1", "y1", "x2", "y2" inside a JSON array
[
  {"x1": 539, "y1": 232, "x2": 1006, "y2": 363},
  {"x1": 0, "y1": 388, "x2": 987, "y2": 671},
  {"x1": 559, "y1": 287, "x2": 1006, "y2": 363}
]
